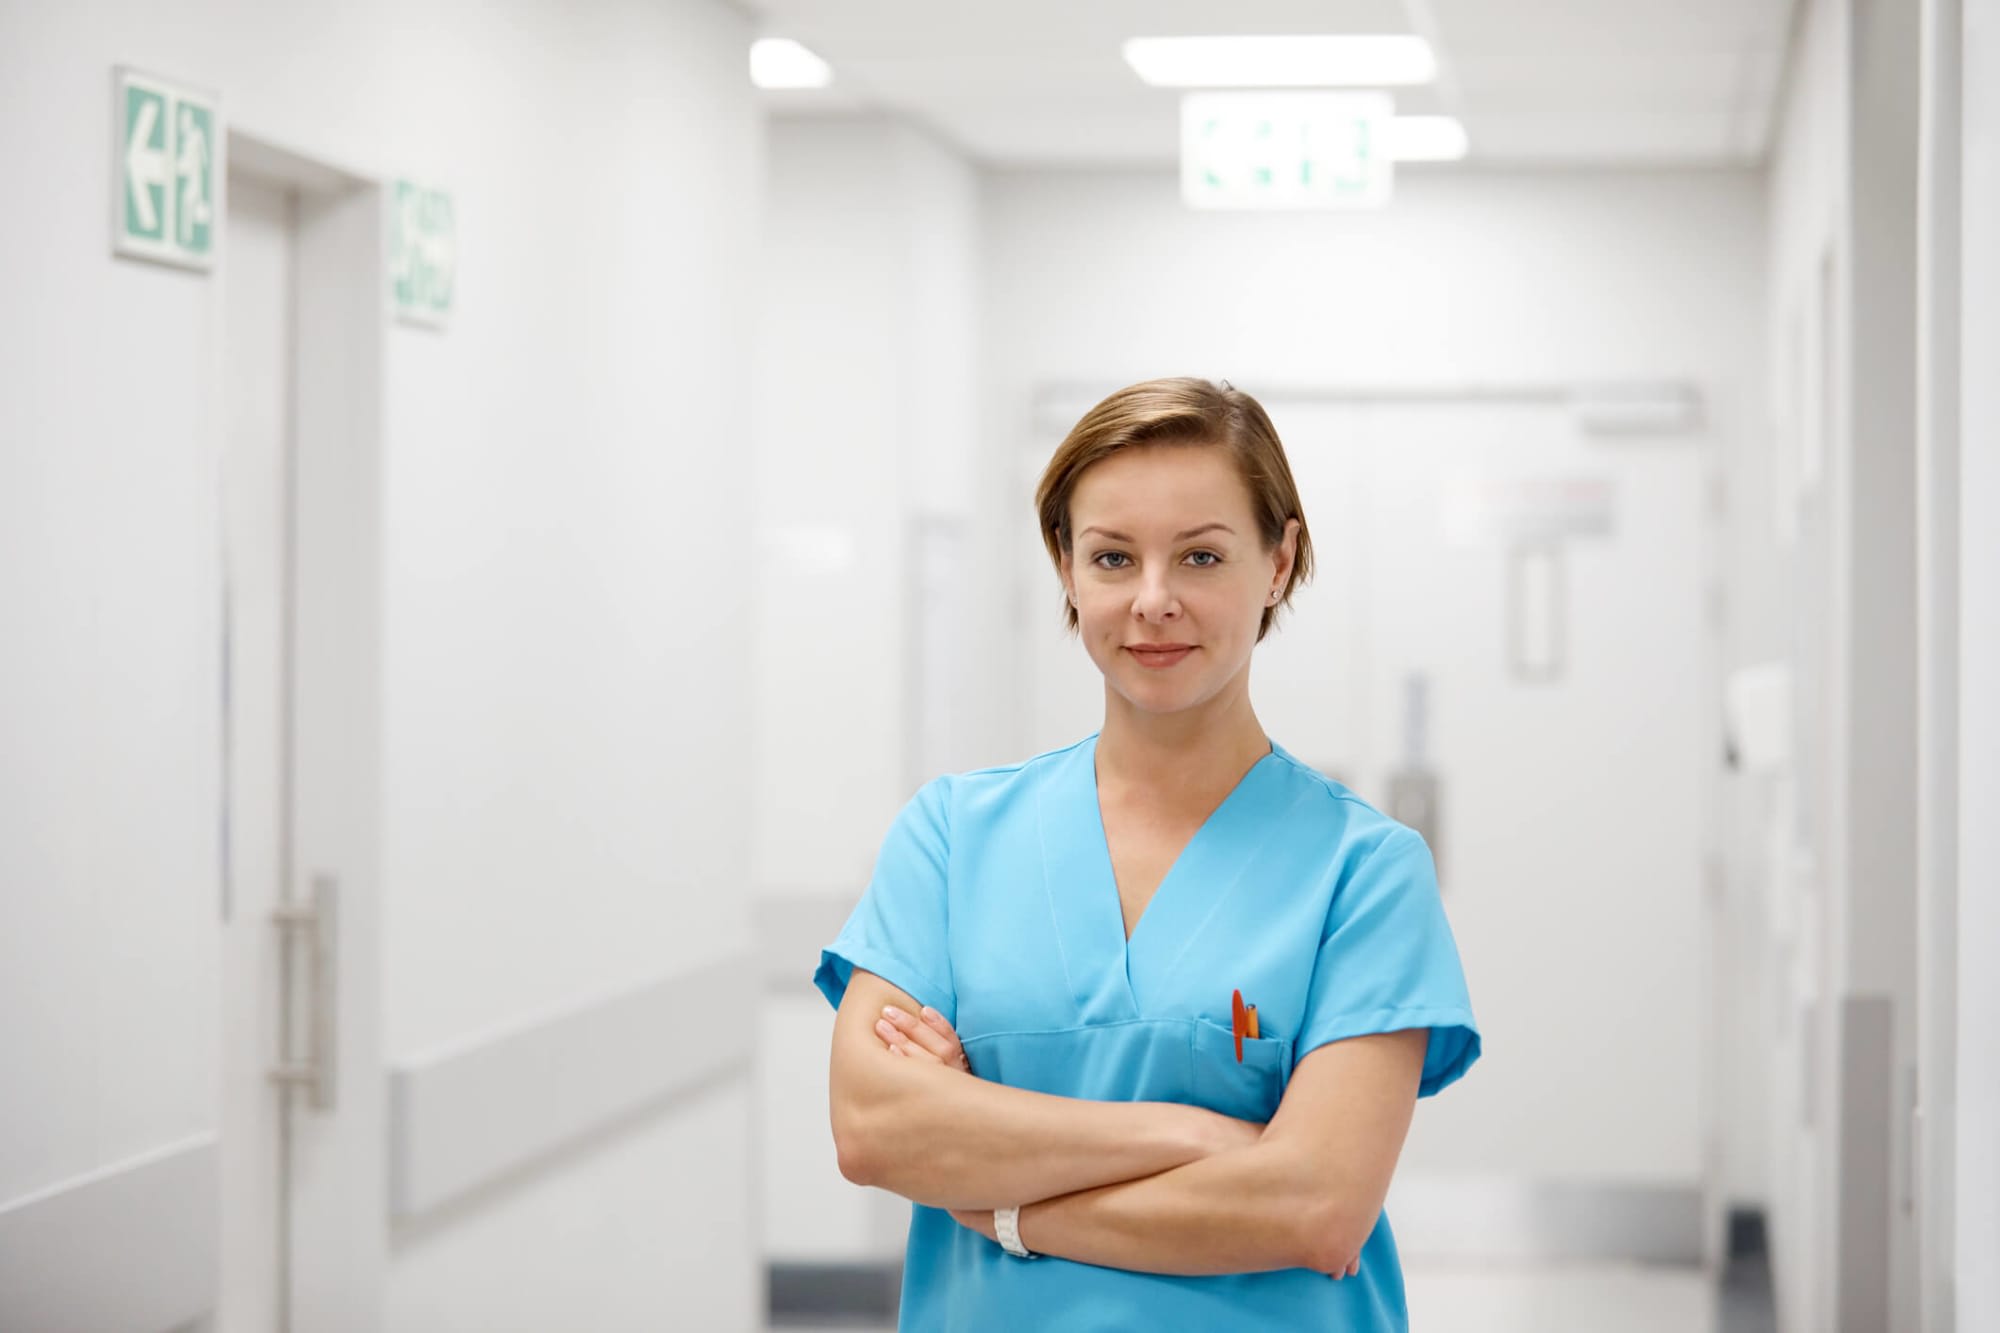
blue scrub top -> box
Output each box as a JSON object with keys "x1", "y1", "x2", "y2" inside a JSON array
[{"x1": 814, "y1": 733, "x2": 1481, "y2": 1332}]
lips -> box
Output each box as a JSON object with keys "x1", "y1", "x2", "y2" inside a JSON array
[{"x1": 1128, "y1": 645, "x2": 1195, "y2": 669}]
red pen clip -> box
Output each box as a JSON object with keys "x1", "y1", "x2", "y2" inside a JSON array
[{"x1": 1231, "y1": 988, "x2": 1260, "y2": 1061}]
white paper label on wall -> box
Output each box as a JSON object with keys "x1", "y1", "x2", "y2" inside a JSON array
[
  {"x1": 391, "y1": 180, "x2": 456, "y2": 327},
  {"x1": 1180, "y1": 92, "x2": 1393, "y2": 211},
  {"x1": 113, "y1": 68, "x2": 219, "y2": 270}
]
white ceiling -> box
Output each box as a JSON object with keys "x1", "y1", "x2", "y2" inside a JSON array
[{"x1": 741, "y1": 0, "x2": 1798, "y2": 168}]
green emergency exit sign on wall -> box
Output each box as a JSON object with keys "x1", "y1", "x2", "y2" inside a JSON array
[
  {"x1": 391, "y1": 180, "x2": 455, "y2": 327},
  {"x1": 114, "y1": 68, "x2": 219, "y2": 270}
]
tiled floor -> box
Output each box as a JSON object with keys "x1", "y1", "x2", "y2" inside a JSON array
[{"x1": 773, "y1": 1259, "x2": 1742, "y2": 1331}]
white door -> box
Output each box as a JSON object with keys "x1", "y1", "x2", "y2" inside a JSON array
[{"x1": 218, "y1": 159, "x2": 386, "y2": 1333}]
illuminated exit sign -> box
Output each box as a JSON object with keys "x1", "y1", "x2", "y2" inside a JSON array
[{"x1": 1180, "y1": 91, "x2": 1394, "y2": 211}]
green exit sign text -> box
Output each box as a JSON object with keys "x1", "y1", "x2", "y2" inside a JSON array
[
  {"x1": 1181, "y1": 92, "x2": 1394, "y2": 212},
  {"x1": 392, "y1": 180, "x2": 456, "y2": 327}
]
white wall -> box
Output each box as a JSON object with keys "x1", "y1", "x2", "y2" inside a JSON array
[
  {"x1": 0, "y1": 0, "x2": 226, "y2": 1224},
  {"x1": 982, "y1": 166, "x2": 1765, "y2": 1217},
  {"x1": 385, "y1": 1078, "x2": 755, "y2": 1332},
  {"x1": 751, "y1": 115, "x2": 990, "y2": 1264},
  {"x1": 983, "y1": 169, "x2": 1762, "y2": 394},
  {"x1": 1955, "y1": 1, "x2": 1999, "y2": 1325},
  {"x1": 0, "y1": 2, "x2": 765, "y2": 1328},
  {"x1": 373, "y1": 4, "x2": 764, "y2": 1327},
  {"x1": 752, "y1": 118, "x2": 906, "y2": 902},
  {"x1": 376, "y1": 0, "x2": 763, "y2": 1063},
  {"x1": 750, "y1": 115, "x2": 991, "y2": 900}
]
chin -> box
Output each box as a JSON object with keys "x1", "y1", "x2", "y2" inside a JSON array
[{"x1": 1113, "y1": 675, "x2": 1205, "y2": 715}]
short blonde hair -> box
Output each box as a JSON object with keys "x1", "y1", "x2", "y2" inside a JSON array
[{"x1": 1035, "y1": 377, "x2": 1314, "y2": 642}]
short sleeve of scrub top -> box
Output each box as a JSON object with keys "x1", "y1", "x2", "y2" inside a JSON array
[
  {"x1": 814, "y1": 736, "x2": 1481, "y2": 1333},
  {"x1": 813, "y1": 775, "x2": 956, "y2": 1023},
  {"x1": 1297, "y1": 825, "x2": 1479, "y2": 1097}
]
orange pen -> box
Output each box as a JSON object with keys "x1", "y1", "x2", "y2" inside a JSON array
[{"x1": 1231, "y1": 988, "x2": 1260, "y2": 1060}]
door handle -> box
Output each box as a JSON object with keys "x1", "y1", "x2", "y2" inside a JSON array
[{"x1": 269, "y1": 873, "x2": 339, "y2": 1112}]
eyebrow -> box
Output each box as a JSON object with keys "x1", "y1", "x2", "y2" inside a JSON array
[{"x1": 1078, "y1": 523, "x2": 1236, "y2": 543}]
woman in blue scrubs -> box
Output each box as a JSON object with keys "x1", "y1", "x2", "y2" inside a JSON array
[{"x1": 816, "y1": 377, "x2": 1480, "y2": 1331}]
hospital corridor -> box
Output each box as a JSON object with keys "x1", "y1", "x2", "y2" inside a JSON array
[{"x1": 2, "y1": 1, "x2": 1996, "y2": 1330}]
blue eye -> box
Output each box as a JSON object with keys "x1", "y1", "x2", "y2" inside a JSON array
[
  {"x1": 1187, "y1": 551, "x2": 1221, "y2": 568},
  {"x1": 1092, "y1": 552, "x2": 1130, "y2": 569}
]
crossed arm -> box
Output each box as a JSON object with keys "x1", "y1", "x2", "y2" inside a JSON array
[{"x1": 827, "y1": 968, "x2": 1427, "y2": 1278}]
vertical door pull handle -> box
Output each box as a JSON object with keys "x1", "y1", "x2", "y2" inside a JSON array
[{"x1": 269, "y1": 873, "x2": 338, "y2": 1111}]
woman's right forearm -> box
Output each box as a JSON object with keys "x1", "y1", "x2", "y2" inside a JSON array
[{"x1": 834, "y1": 1052, "x2": 1228, "y2": 1210}]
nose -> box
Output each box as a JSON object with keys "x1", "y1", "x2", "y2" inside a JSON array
[{"x1": 1131, "y1": 568, "x2": 1181, "y2": 622}]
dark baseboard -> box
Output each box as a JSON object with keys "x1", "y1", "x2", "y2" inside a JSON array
[
  {"x1": 1718, "y1": 1205, "x2": 1778, "y2": 1333},
  {"x1": 768, "y1": 1261, "x2": 901, "y2": 1327},
  {"x1": 1726, "y1": 1204, "x2": 1768, "y2": 1261}
]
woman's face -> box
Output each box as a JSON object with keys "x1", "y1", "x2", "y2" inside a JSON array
[{"x1": 1060, "y1": 444, "x2": 1297, "y2": 719}]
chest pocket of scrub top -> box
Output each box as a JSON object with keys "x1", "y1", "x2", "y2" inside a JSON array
[
  {"x1": 1189, "y1": 1019, "x2": 1293, "y2": 1122},
  {"x1": 963, "y1": 1020, "x2": 1294, "y2": 1124},
  {"x1": 964, "y1": 1022, "x2": 1191, "y2": 1102}
]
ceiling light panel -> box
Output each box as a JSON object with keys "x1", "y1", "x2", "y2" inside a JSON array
[
  {"x1": 1385, "y1": 116, "x2": 1469, "y2": 161},
  {"x1": 751, "y1": 38, "x2": 833, "y2": 89}
]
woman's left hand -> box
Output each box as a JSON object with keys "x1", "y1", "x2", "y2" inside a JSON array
[{"x1": 873, "y1": 1003, "x2": 972, "y2": 1072}]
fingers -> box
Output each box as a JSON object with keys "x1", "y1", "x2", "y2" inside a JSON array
[
  {"x1": 877, "y1": 1004, "x2": 970, "y2": 1071},
  {"x1": 874, "y1": 1014, "x2": 943, "y2": 1064},
  {"x1": 916, "y1": 1006, "x2": 972, "y2": 1071}
]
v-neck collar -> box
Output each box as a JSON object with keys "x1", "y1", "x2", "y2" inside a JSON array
[{"x1": 1037, "y1": 732, "x2": 1283, "y2": 1025}]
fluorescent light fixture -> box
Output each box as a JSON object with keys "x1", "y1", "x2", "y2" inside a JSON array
[
  {"x1": 750, "y1": 38, "x2": 832, "y2": 90},
  {"x1": 1386, "y1": 116, "x2": 1468, "y2": 161},
  {"x1": 1124, "y1": 35, "x2": 1436, "y2": 88}
]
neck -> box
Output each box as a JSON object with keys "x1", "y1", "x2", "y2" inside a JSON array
[{"x1": 1094, "y1": 670, "x2": 1270, "y2": 804}]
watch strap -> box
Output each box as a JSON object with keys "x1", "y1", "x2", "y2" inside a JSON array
[{"x1": 995, "y1": 1205, "x2": 1037, "y2": 1259}]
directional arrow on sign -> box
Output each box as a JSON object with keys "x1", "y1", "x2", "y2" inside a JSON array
[{"x1": 126, "y1": 97, "x2": 168, "y2": 233}]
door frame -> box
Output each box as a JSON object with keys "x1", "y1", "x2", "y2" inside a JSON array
[{"x1": 222, "y1": 128, "x2": 387, "y2": 1333}]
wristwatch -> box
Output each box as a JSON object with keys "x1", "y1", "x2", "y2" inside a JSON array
[{"x1": 995, "y1": 1205, "x2": 1038, "y2": 1259}]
